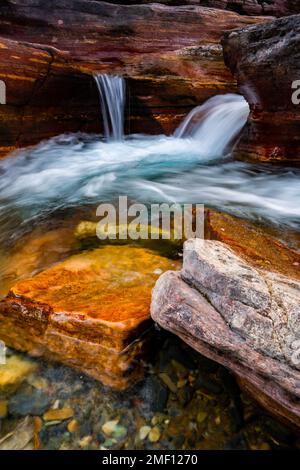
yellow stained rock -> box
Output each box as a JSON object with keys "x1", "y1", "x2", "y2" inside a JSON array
[
  {"x1": 43, "y1": 407, "x2": 74, "y2": 422},
  {"x1": 0, "y1": 400, "x2": 8, "y2": 418},
  {"x1": 0, "y1": 356, "x2": 37, "y2": 394},
  {"x1": 148, "y1": 426, "x2": 161, "y2": 443},
  {"x1": 67, "y1": 419, "x2": 79, "y2": 433}
]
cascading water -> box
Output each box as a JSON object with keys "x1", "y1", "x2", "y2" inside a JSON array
[
  {"x1": 94, "y1": 74, "x2": 125, "y2": 141},
  {"x1": 0, "y1": 93, "x2": 299, "y2": 246},
  {"x1": 174, "y1": 94, "x2": 249, "y2": 156}
]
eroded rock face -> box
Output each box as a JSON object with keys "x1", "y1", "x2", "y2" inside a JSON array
[
  {"x1": 0, "y1": 0, "x2": 268, "y2": 156},
  {"x1": 0, "y1": 246, "x2": 180, "y2": 389},
  {"x1": 151, "y1": 239, "x2": 300, "y2": 428},
  {"x1": 223, "y1": 14, "x2": 300, "y2": 163}
]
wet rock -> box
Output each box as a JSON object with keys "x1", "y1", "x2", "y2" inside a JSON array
[
  {"x1": 0, "y1": 400, "x2": 8, "y2": 419},
  {"x1": 43, "y1": 407, "x2": 74, "y2": 422},
  {"x1": 0, "y1": 356, "x2": 37, "y2": 395},
  {"x1": 0, "y1": 246, "x2": 180, "y2": 389},
  {"x1": 141, "y1": 376, "x2": 169, "y2": 413},
  {"x1": 223, "y1": 14, "x2": 300, "y2": 163},
  {"x1": 206, "y1": 210, "x2": 300, "y2": 281},
  {"x1": 0, "y1": 1, "x2": 268, "y2": 156},
  {"x1": 0, "y1": 416, "x2": 34, "y2": 450},
  {"x1": 9, "y1": 388, "x2": 51, "y2": 417},
  {"x1": 151, "y1": 239, "x2": 300, "y2": 429}
]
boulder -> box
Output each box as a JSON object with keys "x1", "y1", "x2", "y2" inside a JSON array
[
  {"x1": 151, "y1": 239, "x2": 300, "y2": 428},
  {"x1": 0, "y1": 1, "x2": 268, "y2": 156},
  {"x1": 0, "y1": 245, "x2": 180, "y2": 389},
  {"x1": 223, "y1": 14, "x2": 300, "y2": 163}
]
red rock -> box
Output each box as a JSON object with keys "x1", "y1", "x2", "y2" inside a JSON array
[
  {"x1": 0, "y1": 1, "x2": 268, "y2": 156},
  {"x1": 223, "y1": 14, "x2": 300, "y2": 163}
]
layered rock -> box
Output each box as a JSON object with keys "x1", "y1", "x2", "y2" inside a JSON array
[
  {"x1": 223, "y1": 14, "x2": 300, "y2": 163},
  {"x1": 0, "y1": 0, "x2": 268, "y2": 156},
  {"x1": 0, "y1": 245, "x2": 180, "y2": 389},
  {"x1": 205, "y1": 210, "x2": 300, "y2": 280},
  {"x1": 106, "y1": 1, "x2": 300, "y2": 17},
  {"x1": 151, "y1": 239, "x2": 300, "y2": 428}
]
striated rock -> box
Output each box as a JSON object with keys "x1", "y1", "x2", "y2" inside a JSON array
[
  {"x1": 0, "y1": 1, "x2": 268, "y2": 156},
  {"x1": 0, "y1": 246, "x2": 180, "y2": 389},
  {"x1": 197, "y1": 1, "x2": 299, "y2": 16},
  {"x1": 223, "y1": 15, "x2": 300, "y2": 163},
  {"x1": 107, "y1": 1, "x2": 299, "y2": 17},
  {"x1": 205, "y1": 210, "x2": 300, "y2": 280},
  {"x1": 151, "y1": 239, "x2": 300, "y2": 428},
  {"x1": 0, "y1": 355, "x2": 37, "y2": 395}
]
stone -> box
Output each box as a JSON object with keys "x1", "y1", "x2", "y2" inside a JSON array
[
  {"x1": 0, "y1": 246, "x2": 180, "y2": 389},
  {"x1": 0, "y1": 355, "x2": 37, "y2": 395},
  {"x1": 206, "y1": 210, "x2": 300, "y2": 280},
  {"x1": 0, "y1": 416, "x2": 34, "y2": 450},
  {"x1": 197, "y1": 1, "x2": 299, "y2": 16},
  {"x1": 67, "y1": 419, "x2": 79, "y2": 433},
  {"x1": 43, "y1": 407, "x2": 74, "y2": 422},
  {"x1": 0, "y1": 1, "x2": 268, "y2": 157},
  {"x1": 151, "y1": 239, "x2": 300, "y2": 429},
  {"x1": 9, "y1": 388, "x2": 51, "y2": 417},
  {"x1": 223, "y1": 14, "x2": 300, "y2": 163},
  {"x1": 102, "y1": 419, "x2": 119, "y2": 437},
  {"x1": 139, "y1": 425, "x2": 151, "y2": 440},
  {"x1": 0, "y1": 400, "x2": 8, "y2": 418},
  {"x1": 148, "y1": 426, "x2": 161, "y2": 443}
]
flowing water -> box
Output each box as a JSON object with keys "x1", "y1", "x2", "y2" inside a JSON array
[
  {"x1": 0, "y1": 92, "x2": 299, "y2": 247},
  {"x1": 94, "y1": 74, "x2": 125, "y2": 141},
  {"x1": 0, "y1": 82, "x2": 300, "y2": 450}
]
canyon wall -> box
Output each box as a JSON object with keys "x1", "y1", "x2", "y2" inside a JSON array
[
  {"x1": 223, "y1": 14, "x2": 300, "y2": 163},
  {"x1": 0, "y1": 0, "x2": 268, "y2": 156}
]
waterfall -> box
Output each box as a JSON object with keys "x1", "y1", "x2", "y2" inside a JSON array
[
  {"x1": 175, "y1": 94, "x2": 249, "y2": 156},
  {"x1": 94, "y1": 74, "x2": 125, "y2": 141}
]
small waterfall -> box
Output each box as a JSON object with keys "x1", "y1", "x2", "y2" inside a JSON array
[
  {"x1": 175, "y1": 94, "x2": 249, "y2": 156},
  {"x1": 94, "y1": 74, "x2": 125, "y2": 141}
]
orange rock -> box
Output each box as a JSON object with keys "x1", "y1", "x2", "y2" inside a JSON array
[
  {"x1": 0, "y1": 246, "x2": 180, "y2": 389},
  {"x1": 206, "y1": 210, "x2": 300, "y2": 280},
  {"x1": 43, "y1": 407, "x2": 74, "y2": 422}
]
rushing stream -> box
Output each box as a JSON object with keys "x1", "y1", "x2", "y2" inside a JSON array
[
  {"x1": 0, "y1": 78, "x2": 299, "y2": 451},
  {"x1": 0, "y1": 92, "x2": 299, "y2": 246}
]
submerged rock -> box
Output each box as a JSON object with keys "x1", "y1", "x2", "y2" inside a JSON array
[
  {"x1": 0, "y1": 246, "x2": 180, "y2": 389},
  {"x1": 223, "y1": 14, "x2": 300, "y2": 163},
  {"x1": 151, "y1": 239, "x2": 300, "y2": 429}
]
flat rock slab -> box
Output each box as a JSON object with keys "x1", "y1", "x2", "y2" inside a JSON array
[
  {"x1": 0, "y1": 246, "x2": 180, "y2": 389},
  {"x1": 151, "y1": 239, "x2": 300, "y2": 428}
]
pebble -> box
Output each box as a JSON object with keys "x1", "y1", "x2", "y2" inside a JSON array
[
  {"x1": 197, "y1": 411, "x2": 208, "y2": 423},
  {"x1": 43, "y1": 407, "x2": 74, "y2": 422},
  {"x1": 102, "y1": 419, "x2": 119, "y2": 436},
  {"x1": 0, "y1": 356, "x2": 37, "y2": 394},
  {"x1": 148, "y1": 426, "x2": 161, "y2": 443},
  {"x1": 67, "y1": 419, "x2": 79, "y2": 433},
  {"x1": 139, "y1": 425, "x2": 151, "y2": 440},
  {"x1": 9, "y1": 388, "x2": 51, "y2": 416},
  {"x1": 78, "y1": 435, "x2": 92, "y2": 448},
  {"x1": 0, "y1": 400, "x2": 8, "y2": 419},
  {"x1": 159, "y1": 373, "x2": 177, "y2": 393}
]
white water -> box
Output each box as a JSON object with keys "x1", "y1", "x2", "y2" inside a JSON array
[
  {"x1": 175, "y1": 94, "x2": 249, "y2": 156},
  {"x1": 94, "y1": 74, "x2": 125, "y2": 141},
  {"x1": 0, "y1": 93, "x2": 299, "y2": 243}
]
